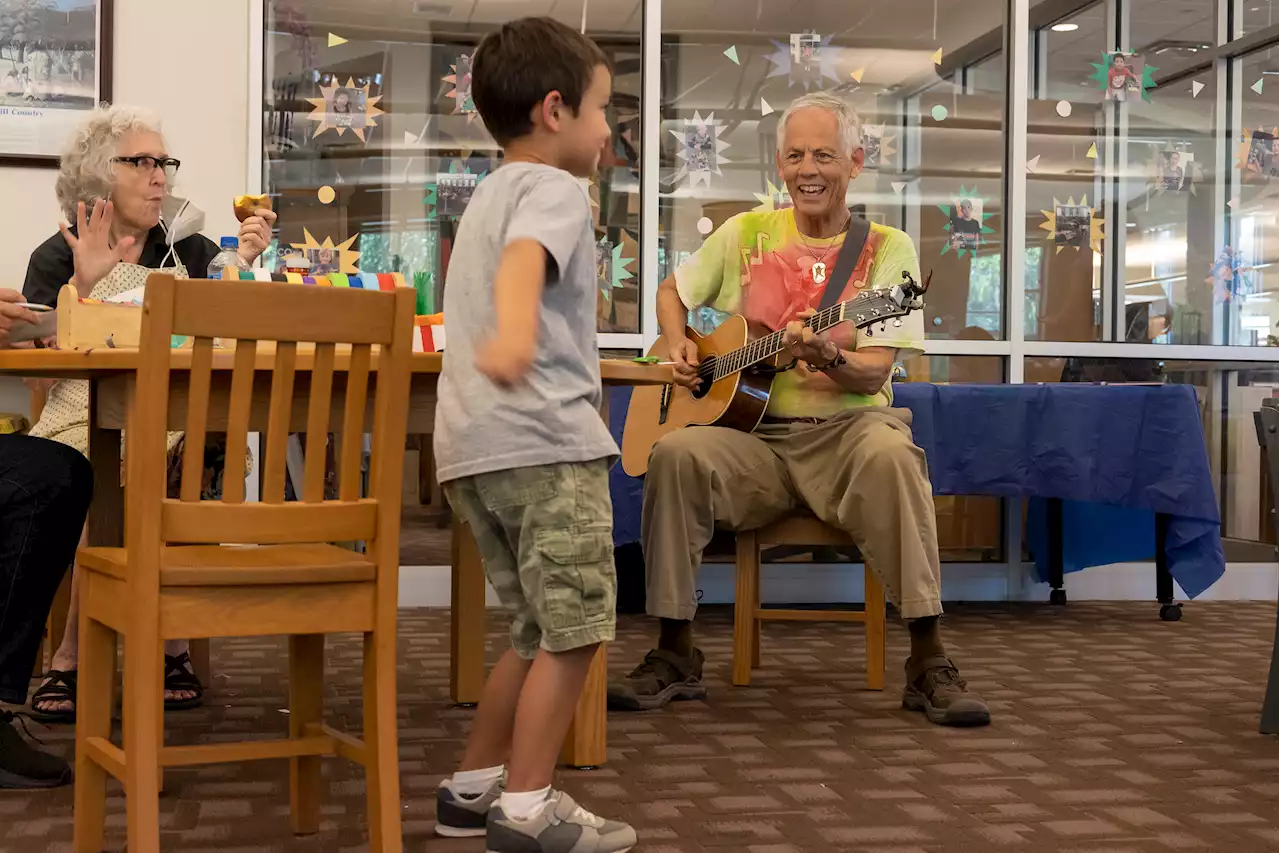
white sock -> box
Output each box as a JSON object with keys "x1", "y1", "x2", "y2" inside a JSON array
[
  {"x1": 449, "y1": 765, "x2": 504, "y2": 797},
  {"x1": 499, "y1": 786, "x2": 551, "y2": 820}
]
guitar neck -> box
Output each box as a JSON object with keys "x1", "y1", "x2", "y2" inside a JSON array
[{"x1": 711, "y1": 293, "x2": 885, "y2": 380}]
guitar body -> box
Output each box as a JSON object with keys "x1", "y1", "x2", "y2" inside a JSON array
[{"x1": 621, "y1": 314, "x2": 775, "y2": 477}]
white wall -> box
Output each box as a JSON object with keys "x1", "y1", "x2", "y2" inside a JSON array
[{"x1": 0, "y1": 0, "x2": 253, "y2": 417}]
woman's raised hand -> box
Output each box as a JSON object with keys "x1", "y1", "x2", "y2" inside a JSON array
[{"x1": 58, "y1": 200, "x2": 142, "y2": 292}]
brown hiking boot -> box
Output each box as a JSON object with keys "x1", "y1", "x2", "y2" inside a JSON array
[
  {"x1": 902, "y1": 655, "x2": 991, "y2": 727},
  {"x1": 606, "y1": 648, "x2": 707, "y2": 711}
]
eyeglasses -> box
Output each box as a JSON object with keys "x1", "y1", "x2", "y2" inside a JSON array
[{"x1": 113, "y1": 155, "x2": 181, "y2": 179}]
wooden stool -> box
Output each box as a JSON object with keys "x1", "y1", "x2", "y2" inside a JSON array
[{"x1": 733, "y1": 513, "x2": 886, "y2": 689}]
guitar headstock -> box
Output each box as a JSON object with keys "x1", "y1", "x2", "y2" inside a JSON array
[{"x1": 840, "y1": 270, "x2": 929, "y2": 332}]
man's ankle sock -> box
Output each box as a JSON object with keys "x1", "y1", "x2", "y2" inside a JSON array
[
  {"x1": 907, "y1": 615, "x2": 947, "y2": 662},
  {"x1": 658, "y1": 618, "x2": 694, "y2": 658},
  {"x1": 499, "y1": 785, "x2": 551, "y2": 820},
  {"x1": 449, "y1": 764, "x2": 504, "y2": 796}
]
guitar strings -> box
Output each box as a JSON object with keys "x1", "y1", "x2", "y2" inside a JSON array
[{"x1": 710, "y1": 292, "x2": 888, "y2": 382}]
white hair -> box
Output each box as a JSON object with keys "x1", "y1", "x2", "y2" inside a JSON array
[
  {"x1": 775, "y1": 92, "x2": 863, "y2": 157},
  {"x1": 55, "y1": 105, "x2": 166, "y2": 221}
]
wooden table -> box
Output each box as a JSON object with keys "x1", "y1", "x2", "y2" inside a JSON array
[{"x1": 0, "y1": 347, "x2": 671, "y2": 768}]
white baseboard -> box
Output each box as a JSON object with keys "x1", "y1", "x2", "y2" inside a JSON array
[{"x1": 398, "y1": 561, "x2": 1280, "y2": 609}]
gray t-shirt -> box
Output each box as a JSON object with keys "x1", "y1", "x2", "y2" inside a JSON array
[{"x1": 434, "y1": 162, "x2": 619, "y2": 483}]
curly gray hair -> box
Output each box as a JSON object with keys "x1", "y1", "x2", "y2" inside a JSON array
[
  {"x1": 776, "y1": 92, "x2": 863, "y2": 157},
  {"x1": 55, "y1": 105, "x2": 166, "y2": 221}
]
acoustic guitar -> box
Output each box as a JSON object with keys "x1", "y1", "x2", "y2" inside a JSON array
[{"x1": 620, "y1": 270, "x2": 928, "y2": 476}]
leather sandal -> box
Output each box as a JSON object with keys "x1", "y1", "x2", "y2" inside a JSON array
[
  {"x1": 163, "y1": 652, "x2": 204, "y2": 711},
  {"x1": 29, "y1": 670, "x2": 77, "y2": 724}
]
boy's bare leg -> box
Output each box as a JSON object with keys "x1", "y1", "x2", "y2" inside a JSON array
[
  {"x1": 506, "y1": 643, "x2": 598, "y2": 793},
  {"x1": 458, "y1": 648, "x2": 534, "y2": 772}
]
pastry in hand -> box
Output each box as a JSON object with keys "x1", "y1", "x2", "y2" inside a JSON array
[{"x1": 233, "y1": 194, "x2": 273, "y2": 222}]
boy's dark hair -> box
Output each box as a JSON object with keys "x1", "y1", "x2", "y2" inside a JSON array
[{"x1": 471, "y1": 17, "x2": 610, "y2": 146}]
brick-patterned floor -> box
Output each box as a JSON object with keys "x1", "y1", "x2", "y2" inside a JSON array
[{"x1": 4, "y1": 602, "x2": 1277, "y2": 852}]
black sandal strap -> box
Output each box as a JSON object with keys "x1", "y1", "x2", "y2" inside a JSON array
[
  {"x1": 164, "y1": 653, "x2": 202, "y2": 691},
  {"x1": 31, "y1": 670, "x2": 77, "y2": 708}
]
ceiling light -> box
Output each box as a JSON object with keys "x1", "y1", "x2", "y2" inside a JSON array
[{"x1": 1051, "y1": 23, "x2": 1079, "y2": 32}]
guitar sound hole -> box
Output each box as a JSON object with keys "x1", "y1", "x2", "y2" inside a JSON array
[{"x1": 691, "y1": 354, "x2": 716, "y2": 400}]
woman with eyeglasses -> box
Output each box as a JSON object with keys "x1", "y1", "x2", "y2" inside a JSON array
[{"x1": 19, "y1": 106, "x2": 277, "y2": 723}]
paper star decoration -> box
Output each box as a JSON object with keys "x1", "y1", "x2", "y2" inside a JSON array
[
  {"x1": 597, "y1": 235, "x2": 636, "y2": 299},
  {"x1": 765, "y1": 34, "x2": 841, "y2": 90},
  {"x1": 1088, "y1": 52, "x2": 1157, "y2": 103},
  {"x1": 669, "y1": 112, "x2": 730, "y2": 188},
  {"x1": 938, "y1": 186, "x2": 995, "y2": 259},
  {"x1": 1191, "y1": 81, "x2": 1204, "y2": 97},
  {"x1": 1086, "y1": 142, "x2": 1098, "y2": 159},
  {"x1": 850, "y1": 67, "x2": 865, "y2": 83},
  {"x1": 327, "y1": 33, "x2": 347, "y2": 47},
  {"x1": 1251, "y1": 78, "x2": 1264, "y2": 95},
  {"x1": 752, "y1": 179, "x2": 789, "y2": 212},
  {"x1": 760, "y1": 97, "x2": 774, "y2": 116},
  {"x1": 1026, "y1": 154, "x2": 1041, "y2": 173},
  {"x1": 724, "y1": 45, "x2": 740, "y2": 65},
  {"x1": 1038, "y1": 196, "x2": 1104, "y2": 255},
  {"x1": 1207, "y1": 246, "x2": 1256, "y2": 302},
  {"x1": 304, "y1": 77, "x2": 384, "y2": 142},
  {"x1": 443, "y1": 54, "x2": 476, "y2": 118},
  {"x1": 290, "y1": 228, "x2": 361, "y2": 273},
  {"x1": 931, "y1": 48, "x2": 943, "y2": 65},
  {"x1": 891, "y1": 181, "x2": 907, "y2": 195}
]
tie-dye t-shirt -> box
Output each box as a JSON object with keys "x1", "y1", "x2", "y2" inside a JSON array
[{"x1": 675, "y1": 208, "x2": 925, "y2": 418}]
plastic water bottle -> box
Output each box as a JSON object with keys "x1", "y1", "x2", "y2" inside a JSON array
[{"x1": 207, "y1": 236, "x2": 249, "y2": 280}]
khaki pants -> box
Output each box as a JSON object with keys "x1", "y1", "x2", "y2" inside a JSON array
[{"x1": 641, "y1": 407, "x2": 943, "y2": 621}]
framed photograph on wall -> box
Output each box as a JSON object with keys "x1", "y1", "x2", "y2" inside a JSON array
[{"x1": 0, "y1": 0, "x2": 112, "y2": 166}]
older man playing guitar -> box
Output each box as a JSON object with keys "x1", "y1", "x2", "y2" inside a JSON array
[{"x1": 609, "y1": 92, "x2": 989, "y2": 727}]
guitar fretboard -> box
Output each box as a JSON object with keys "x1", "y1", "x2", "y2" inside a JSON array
[{"x1": 709, "y1": 290, "x2": 893, "y2": 382}]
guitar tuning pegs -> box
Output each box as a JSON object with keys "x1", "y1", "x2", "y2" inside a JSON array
[
  {"x1": 865, "y1": 328, "x2": 873, "y2": 337},
  {"x1": 893, "y1": 319, "x2": 903, "y2": 327}
]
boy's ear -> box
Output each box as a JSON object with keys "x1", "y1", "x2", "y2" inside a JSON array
[{"x1": 531, "y1": 90, "x2": 566, "y2": 132}]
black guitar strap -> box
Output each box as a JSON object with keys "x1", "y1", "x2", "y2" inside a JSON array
[{"x1": 817, "y1": 215, "x2": 871, "y2": 312}]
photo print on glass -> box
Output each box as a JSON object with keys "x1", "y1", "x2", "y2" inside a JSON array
[
  {"x1": 443, "y1": 53, "x2": 476, "y2": 116},
  {"x1": 289, "y1": 229, "x2": 361, "y2": 274},
  {"x1": 305, "y1": 76, "x2": 384, "y2": 141},
  {"x1": 1039, "y1": 196, "x2": 1104, "y2": 255},
  {"x1": 436, "y1": 171, "x2": 478, "y2": 216},
  {"x1": 766, "y1": 33, "x2": 840, "y2": 90},
  {"x1": 938, "y1": 186, "x2": 995, "y2": 258},
  {"x1": 669, "y1": 112, "x2": 730, "y2": 188},
  {"x1": 860, "y1": 124, "x2": 896, "y2": 169},
  {"x1": 1090, "y1": 51, "x2": 1156, "y2": 103},
  {"x1": 1238, "y1": 128, "x2": 1278, "y2": 182}
]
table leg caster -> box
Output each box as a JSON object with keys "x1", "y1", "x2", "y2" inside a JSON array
[
  {"x1": 1049, "y1": 588, "x2": 1067, "y2": 606},
  {"x1": 1159, "y1": 603, "x2": 1182, "y2": 622}
]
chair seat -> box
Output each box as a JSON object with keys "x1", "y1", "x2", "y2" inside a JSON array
[{"x1": 78, "y1": 543, "x2": 377, "y2": 586}]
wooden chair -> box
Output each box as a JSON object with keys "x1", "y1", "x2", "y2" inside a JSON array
[
  {"x1": 73, "y1": 274, "x2": 415, "y2": 853},
  {"x1": 733, "y1": 512, "x2": 886, "y2": 689}
]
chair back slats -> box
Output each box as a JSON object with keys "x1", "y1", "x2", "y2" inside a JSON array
[
  {"x1": 222, "y1": 338, "x2": 258, "y2": 504},
  {"x1": 131, "y1": 274, "x2": 413, "y2": 551},
  {"x1": 302, "y1": 342, "x2": 336, "y2": 502},
  {"x1": 179, "y1": 337, "x2": 214, "y2": 502},
  {"x1": 162, "y1": 500, "x2": 377, "y2": 545},
  {"x1": 338, "y1": 344, "x2": 371, "y2": 501},
  {"x1": 262, "y1": 341, "x2": 298, "y2": 504},
  {"x1": 170, "y1": 277, "x2": 394, "y2": 344}
]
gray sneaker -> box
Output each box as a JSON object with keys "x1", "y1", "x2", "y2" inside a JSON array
[
  {"x1": 486, "y1": 789, "x2": 637, "y2": 853},
  {"x1": 435, "y1": 776, "x2": 503, "y2": 838}
]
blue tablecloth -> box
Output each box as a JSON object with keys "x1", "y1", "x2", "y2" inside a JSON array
[{"x1": 607, "y1": 382, "x2": 1226, "y2": 599}]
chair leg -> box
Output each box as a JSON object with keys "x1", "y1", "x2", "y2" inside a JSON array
[
  {"x1": 122, "y1": 633, "x2": 164, "y2": 853},
  {"x1": 289, "y1": 634, "x2": 325, "y2": 835},
  {"x1": 74, "y1": 614, "x2": 115, "y2": 853},
  {"x1": 864, "y1": 566, "x2": 887, "y2": 691},
  {"x1": 733, "y1": 531, "x2": 759, "y2": 687},
  {"x1": 363, "y1": 626, "x2": 403, "y2": 853}
]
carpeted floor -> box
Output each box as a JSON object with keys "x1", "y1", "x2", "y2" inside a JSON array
[{"x1": 4, "y1": 601, "x2": 1277, "y2": 852}]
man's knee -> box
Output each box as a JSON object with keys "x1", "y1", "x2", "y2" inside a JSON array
[{"x1": 648, "y1": 429, "x2": 709, "y2": 482}]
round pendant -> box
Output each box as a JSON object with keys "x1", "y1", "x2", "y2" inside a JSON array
[{"x1": 812, "y1": 261, "x2": 827, "y2": 283}]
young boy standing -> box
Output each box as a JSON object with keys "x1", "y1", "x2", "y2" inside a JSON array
[{"x1": 431, "y1": 17, "x2": 636, "y2": 853}]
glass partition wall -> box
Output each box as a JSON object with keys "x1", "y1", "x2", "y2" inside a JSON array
[{"x1": 257, "y1": 0, "x2": 1277, "y2": 573}]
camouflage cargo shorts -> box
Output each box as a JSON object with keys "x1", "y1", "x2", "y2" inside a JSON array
[{"x1": 444, "y1": 460, "x2": 616, "y2": 659}]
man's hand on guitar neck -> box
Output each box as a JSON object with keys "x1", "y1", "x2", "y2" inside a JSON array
[{"x1": 785, "y1": 309, "x2": 896, "y2": 396}]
